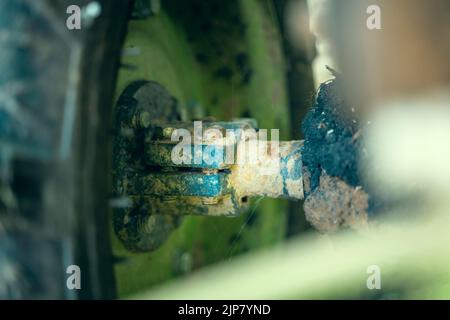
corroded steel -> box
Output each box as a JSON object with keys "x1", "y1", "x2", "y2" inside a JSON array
[{"x1": 113, "y1": 81, "x2": 303, "y2": 251}]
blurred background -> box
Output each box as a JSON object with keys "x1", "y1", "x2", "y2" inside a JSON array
[{"x1": 1, "y1": 0, "x2": 450, "y2": 299}]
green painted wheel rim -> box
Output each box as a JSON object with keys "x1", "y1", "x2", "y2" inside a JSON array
[{"x1": 112, "y1": 0, "x2": 290, "y2": 298}]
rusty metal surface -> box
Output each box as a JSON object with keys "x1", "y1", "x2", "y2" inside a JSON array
[
  {"x1": 113, "y1": 81, "x2": 184, "y2": 252},
  {"x1": 230, "y1": 140, "x2": 304, "y2": 200},
  {"x1": 113, "y1": 81, "x2": 304, "y2": 252}
]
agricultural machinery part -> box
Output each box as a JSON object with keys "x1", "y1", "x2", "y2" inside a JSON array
[{"x1": 113, "y1": 81, "x2": 304, "y2": 252}]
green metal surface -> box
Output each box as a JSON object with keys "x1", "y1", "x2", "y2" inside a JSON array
[{"x1": 112, "y1": 0, "x2": 290, "y2": 297}]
